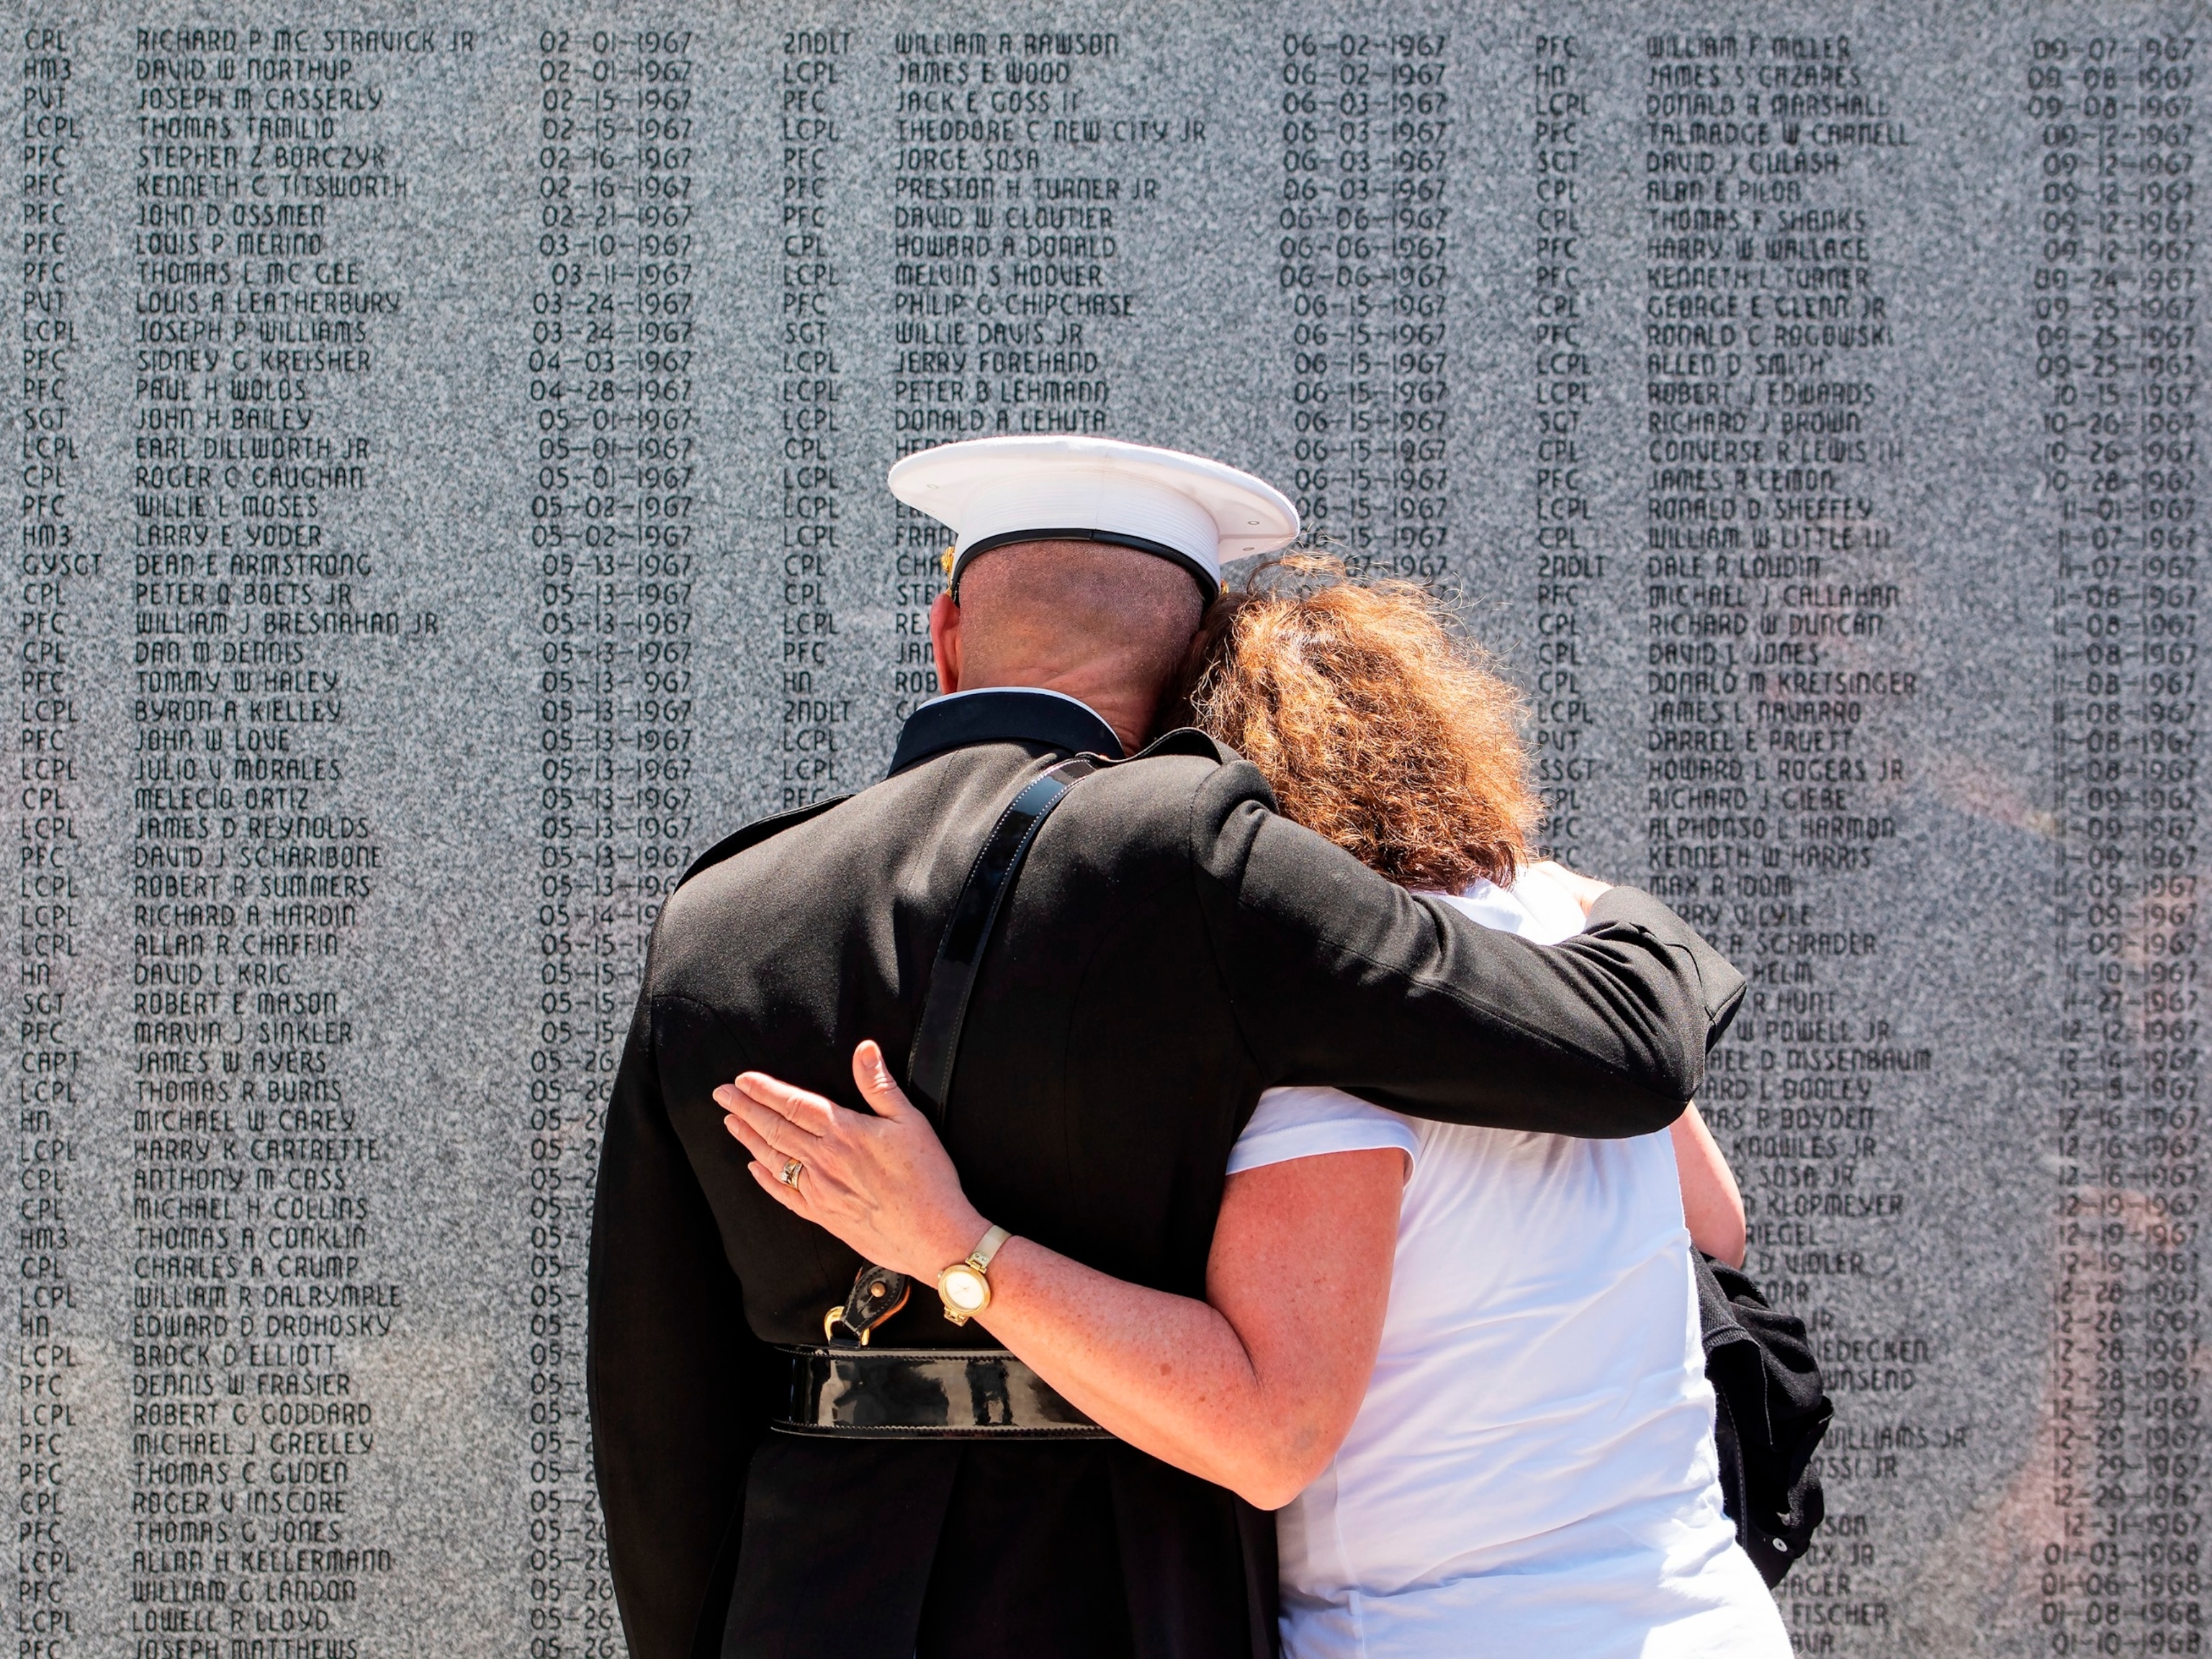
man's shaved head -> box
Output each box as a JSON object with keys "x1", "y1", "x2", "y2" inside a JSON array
[
  {"x1": 958, "y1": 541, "x2": 1205, "y2": 690},
  {"x1": 930, "y1": 540, "x2": 1207, "y2": 750}
]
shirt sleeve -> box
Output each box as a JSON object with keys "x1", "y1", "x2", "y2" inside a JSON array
[
  {"x1": 1440, "y1": 868, "x2": 1585, "y2": 946},
  {"x1": 1226, "y1": 1084, "x2": 1421, "y2": 1175}
]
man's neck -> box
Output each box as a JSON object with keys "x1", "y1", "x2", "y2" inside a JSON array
[{"x1": 956, "y1": 673, "x2": 1151, "y2": 754}]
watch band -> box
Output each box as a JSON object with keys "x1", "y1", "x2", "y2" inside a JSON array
[
  {"x1": 937, "y1": 1224, "x2": 1012, "y2": 1327},
  {"x1": 967, "y1": 1224, "x2": 1010, "y2": 1273}
]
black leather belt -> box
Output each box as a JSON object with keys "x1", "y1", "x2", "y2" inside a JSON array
[{"x1": 776, "y1": 1346, "x2": 1111, "y2": 1439}]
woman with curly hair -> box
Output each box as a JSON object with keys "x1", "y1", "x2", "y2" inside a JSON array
[{"x1": 723, "y1": 565, "x2": 1789, "y2": 1658}]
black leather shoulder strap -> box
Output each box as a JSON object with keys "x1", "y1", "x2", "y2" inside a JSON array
[
  {"x1": 827, "y1": 755, "x2": 1099, "y2": 1347},
  {"x1": 906, "y1": 756, "x2": 1098, "y2": 1118},
  {"x1": 901, "y1": 732, "x2": 1216, "y2": 1120},
  {"x1": 833, "y1": 736, "x2": 1215, "y2": 1345},
  {"x1": 676, "y1": 794, "x2": 852, "y2": 891}
]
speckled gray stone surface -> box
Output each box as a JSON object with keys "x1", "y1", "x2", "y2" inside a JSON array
[{"x1": 3, "y1": 2, "x2": 2200, "y2": 1653}]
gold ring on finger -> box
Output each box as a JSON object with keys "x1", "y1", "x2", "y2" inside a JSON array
[{"x1": 779, "y1": 1157, "x2": 804, "y2": 1189}]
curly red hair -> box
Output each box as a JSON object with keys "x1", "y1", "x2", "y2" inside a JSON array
[{"x1": 1184, "y1": 559, "x2": 1539, "y2": 891}]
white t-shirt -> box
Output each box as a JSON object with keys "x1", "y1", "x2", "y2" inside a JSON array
[{"x1": 1228, "y1": 868, "x2": 1791, "y2": 1659}]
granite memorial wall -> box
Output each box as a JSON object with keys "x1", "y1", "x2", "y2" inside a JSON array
[{"x1": 0, "y1": 1, "x2": 2199, "y2": 1653}]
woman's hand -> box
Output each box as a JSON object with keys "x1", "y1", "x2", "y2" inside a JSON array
[
  {"x1": 1529, "y1": 858, "x2": 1612, "y2": 917},
  {"x1": 716, "y1": 1040, "x2": 989, "y2": 1280},
  {"x1": 724, "y1": 1046, "x2": 1401, "y2": 1510}
]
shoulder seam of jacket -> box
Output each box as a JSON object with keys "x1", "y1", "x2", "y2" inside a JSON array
[
  {"x1": 677, "y1": 793, "x2": 853, "y2": 891},
  {"x1": 1187, "y1": 768, "x2": 1268, "y2": 1082}
]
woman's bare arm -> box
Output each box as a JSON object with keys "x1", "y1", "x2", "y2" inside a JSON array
[
  {"x1": 1537, "y1": 865, "x2": 1744, "y2": 1264},
  {"x1": 720, "y1": 1042, "x2": 1401, "y2": 1509},
  {"x1": 1671, "y1": 1102, "x2": 1746, "y2": 1266},
  {"x1": 978, "y1": 1150, "x2": 1400, "y2": 1506}
]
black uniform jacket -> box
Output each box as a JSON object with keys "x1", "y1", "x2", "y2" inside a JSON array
[{"x1": 589, "y1": 689, "x2": 1745, "y2": 1659}]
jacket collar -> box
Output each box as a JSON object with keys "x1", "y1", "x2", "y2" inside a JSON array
[{"x1": 888, "y1": 688, "x2": 1125, "y2": 777}]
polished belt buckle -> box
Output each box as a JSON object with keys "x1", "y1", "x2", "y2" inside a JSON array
[{"x1": 823, "y1": 1264, "x2": 911, "y2": 1346}]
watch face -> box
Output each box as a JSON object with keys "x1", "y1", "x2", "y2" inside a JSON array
[{"x1": 942, "y1": 1267, "x2": 988, "y2": 1312}]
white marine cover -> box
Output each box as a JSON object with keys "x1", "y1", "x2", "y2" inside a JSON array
[{"x1": 887, "y1": 433, "x2": 1299, "y2": 593}]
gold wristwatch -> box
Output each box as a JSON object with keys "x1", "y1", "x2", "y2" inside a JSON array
[{"x1": 937, "y1": 1224, "x2": 1011, "y2": 1325}]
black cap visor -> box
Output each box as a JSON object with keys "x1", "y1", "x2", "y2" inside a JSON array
[{"x1": 952, "y1": 528, "x2": 1220, "y2": 606}]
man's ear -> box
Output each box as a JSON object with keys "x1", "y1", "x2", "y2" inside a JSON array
[
  {"x1": 1151, "y1": 595, "x2": 1238, "y2": 739},
  {"x1": 929, "y1": 590, "x2": 962, "y2": 696}
]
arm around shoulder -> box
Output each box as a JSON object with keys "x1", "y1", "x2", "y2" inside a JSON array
[{"x1": 1185, "y1": 765, "x2": 1743, "y2": 1137}]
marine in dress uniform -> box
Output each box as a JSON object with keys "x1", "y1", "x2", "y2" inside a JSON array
[{"x1": 588, "y1": 436, "x2": 1745, "y2": 1659}]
